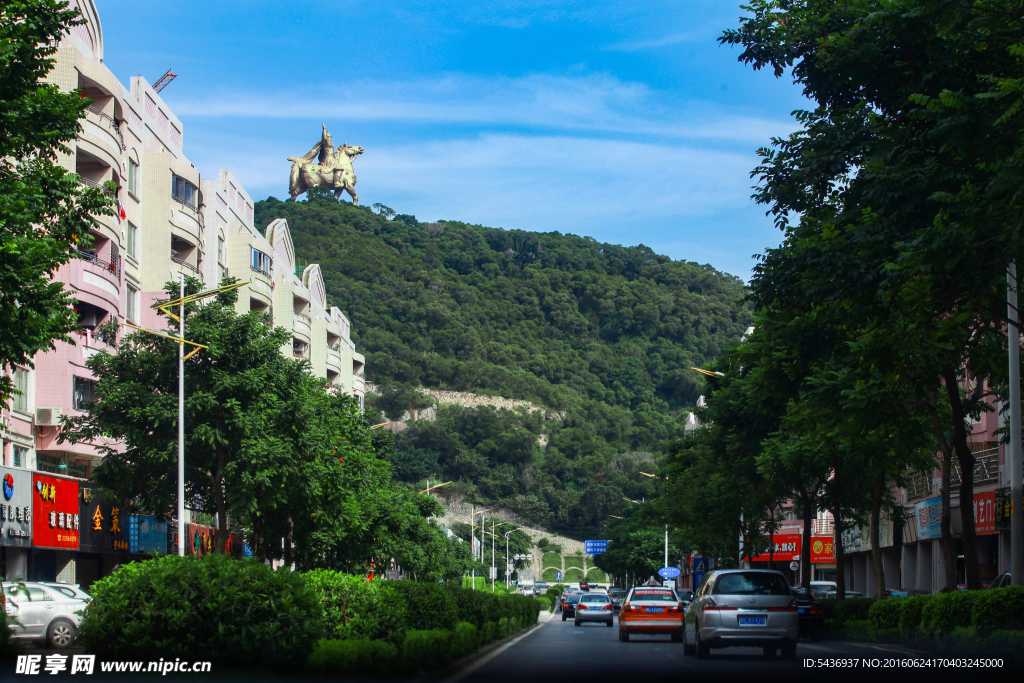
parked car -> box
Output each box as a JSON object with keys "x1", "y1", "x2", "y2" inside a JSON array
[
  {"x1": 40, "y1": 583, "x2": 91, "y2": 601},
  {"x1": 990, "y1": 573, "x2": 1014, "y2": 589},
  {"x1": 886, "y1": 588, "x2": 930, "y2": 598},
  {"x1": 618, "y1": 585, "x2": 686, "y2": 642},
  {"x1": 809, "y1": 581, "x2": 837, "y2": 598},
  {"x1": 2, "y1": 582, "x2": 88, "y2": 648},
  {"x1": 684, "y1": 569, "x2": 799, "y2": 660},
  {"x1": 608, "y1": 588, "x2": 627, "y2": 610},
  {"x1": 677, "y1": 590, "x2": 694, "y2": 606},
  {"x1": 561, "y1": 592, "x2": 582, "y2": 620},
  {"x1": 575, "y1": 592, "x2": 614, "y2": 627},
  {"x1": 818, "y1": 591, "x2": 863, "y2": 599},
  {"x1": 789, "y1": 587, "x2": 823, "y2": 638}
]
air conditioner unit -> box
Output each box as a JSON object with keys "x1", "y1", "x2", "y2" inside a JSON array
[{"x1": 36, "y1": 408, "x2": 63, "y2": 426}]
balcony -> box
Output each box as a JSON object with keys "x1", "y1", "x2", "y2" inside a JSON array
[
  {"x1": 951, "y1": 447, "x2": 999, "y2": 488},
  {"x1": 812, "y1": 518, "x2": 835, "y2": 537},
  {"x1": 86, "y1": 106, "x2": 126, "y2": 151},
  {"x1": 75, "y1": 248, "x2": 121, "y2": 281},
  {"x1": 171, "y1": 255, "x2": 200, "y2": 275},
  {"x1": 297, "y1": 313, "x2": 312, "y2": 324}
]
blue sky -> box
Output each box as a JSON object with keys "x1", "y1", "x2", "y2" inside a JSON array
[{"x1": 96, "y1": 0, "x2": 805, "y2": 281}]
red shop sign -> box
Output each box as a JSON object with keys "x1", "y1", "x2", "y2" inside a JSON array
[
  {"x1": 750, "y1": 534, "x2": 802, "y2": 562},
  {"x1": 32, "y1": 474, "x2": 80, "y2": 549},
  {"x1": 975, "y1": 491, "x2": 996, "y2": 535},
  {"x1": 810, "y1": 536, "x2": 836, "y2": 563}
]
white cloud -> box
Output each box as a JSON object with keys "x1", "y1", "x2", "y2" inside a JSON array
[
  {"x1": 173, "y1": 72, "x2": 791, "y2": 146},
  {"x1": 187, "y1": 131, "x2": 770, "y2": 278}
]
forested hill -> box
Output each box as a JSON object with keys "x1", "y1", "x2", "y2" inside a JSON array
[{"x1": 254, "y1": 194, "x2": 753, "y2": 537}]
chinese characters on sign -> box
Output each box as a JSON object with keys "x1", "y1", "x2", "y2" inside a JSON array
[
  {"x1": 32, "y1": 473, "x2": 79, "y2": 549},
  {"x1": 129, "y1": 515, "x2": 168, "y2": 554},
  {"x1": 78, "y1": 485, "x2": 130, "y2": 554},
  {"x1": 749, "y1": 534, "x2": 801, "y2": 562},
  {"x1": 810, "y1": 537, "x2": 836, "y2": 563},
  {"x1": 914, "y1": 496, "x2": 943, "y2": 541},
  {"x1": 0, "y1": 467, "x2": 32, "y2": 546}
]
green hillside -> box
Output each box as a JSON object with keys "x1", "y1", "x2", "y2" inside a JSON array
[{"x1": 254, "y1": 195, "x2": 753, "y2": 537}]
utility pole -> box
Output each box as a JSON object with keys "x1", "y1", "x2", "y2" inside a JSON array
[
  {"x1": 1009, "y1": 264, "x2": 1023, "y2": 586},
  {"x1": 491, "y1": 519, "x2": 496, "y2": 592},
  {"x1": 177, "y1": 273, "x2": 185, "y2": 556},
  {"x1": 664, "y1": 525, "x2": 668, "y2": 573},
  {"x1": 470, "y1": 504, "x2": 475, "y2": 589}
]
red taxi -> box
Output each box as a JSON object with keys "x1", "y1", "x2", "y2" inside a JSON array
[{"x1": 618, "y1": 586, "x2": 685, "y2": 642}]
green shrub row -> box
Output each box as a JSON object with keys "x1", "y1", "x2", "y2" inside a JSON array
[
  {"x1": 79, "y1": 555, "x2": 541, "y2": 671},
  {"x1": 535, "y1": 595, "x2": 553, "y2": 612},
  {"x1": 868, "y1": 587, "x2": 1024, "y2": 637},
  {"x1": 78, "y1": 554, "x2": 323, "y2": 668},
  {"x1": 307, "y1": 617, "x2": 529, "y2": 676}
]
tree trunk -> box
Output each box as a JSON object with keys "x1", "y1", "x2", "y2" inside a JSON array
[
  {"x1": 213, "y1": 454, "x2": 228, "y2": 554},
  {"x1": 925, "y1": 387, "x2": 959, "y2": 590},
  {"x1": 800, "y1": 489, "x2": 813, "y2": 590},
  {"x1": 870, "y1": 472, "x2": 886, "y2": 600},
  {"x1": 768, "y1": 507, "x2": 775, "y2": 571},
  {"x1": 832, "y1": 510, "x2": 845, "y2": 601},
  {"x1": 284, "y1": 515, "x2": 294, "y2": 568},
  {"x1": 942, "y1": 367, "x2": 982, "y2": 589}
]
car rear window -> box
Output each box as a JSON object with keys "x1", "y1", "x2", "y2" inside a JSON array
[
  {"x1": 630, "y1": 589, "x2": 677, "y2": 602},
  {"x1": 565, "y1": 594, "x2": 581, "y2": 603},
  {"x1": 712, "y1": 572, "x2": 790, "y2": 596},
  {"x1": 581, "y1": 595, "x2": 609, "y2": 603}
]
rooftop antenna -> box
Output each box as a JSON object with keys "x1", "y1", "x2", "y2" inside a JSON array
[{"x1": 153, "y1": 69, "x2": 178, "y2": 93}]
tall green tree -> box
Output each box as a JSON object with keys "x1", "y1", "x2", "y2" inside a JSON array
[
  {"x1": 722, "y1": 0, "x2": 1024, "y2": 589},
  {"x1": 0, "y1": 0, "x2": 114, "y2": 406}
]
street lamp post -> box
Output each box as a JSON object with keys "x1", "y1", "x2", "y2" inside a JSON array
[
  {"x1": 124, "y1": 278, "x2": 246, "y2": 556},
  {"x1": 504, "y1": 528, "x2": 520, "y2": 589},
  {"x1": 1010, "y1": 263, "x2": 1023, "y2": 587}
]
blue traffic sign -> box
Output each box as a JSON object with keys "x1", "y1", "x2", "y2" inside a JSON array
[
  {"x1": 556, "y1": 571, "x2": 563, "y2": 581},
  {"x1": 658, "y1": 566, "x2": 681, "y2": 579},
  {"x1": 585, "y1": 540, "x2": 609, "y2": 554}
]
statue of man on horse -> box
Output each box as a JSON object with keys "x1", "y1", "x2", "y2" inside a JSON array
[{"x1": 287, "y1": 124, "x2": 364, "y2": 203}]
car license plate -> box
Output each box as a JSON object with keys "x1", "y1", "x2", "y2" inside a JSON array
[
  {"x1": 798, "y1": 608, "x2": 806, "y2": 614},
  {"x1": 739, "y1": 615, "x2": 767, "y2": 626},
  {"x1": 645, "y1": 607, "x2": 663, "y2": 613}
]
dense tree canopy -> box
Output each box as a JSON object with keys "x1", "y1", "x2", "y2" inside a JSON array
[{"x1": 253, "y1": 197, "x2": 754, "y2": 539}]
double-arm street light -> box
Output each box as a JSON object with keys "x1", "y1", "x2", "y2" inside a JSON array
[
  {"x1": 503, "y1": 528, "x2": 521, "y2": 589},
  {"x1": 124, "y1": 275, "x2": 247, "y2": 556}
]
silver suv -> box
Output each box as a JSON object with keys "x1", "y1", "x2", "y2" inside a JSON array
[
  {"x1": 683, "y1": 569, "x2": 799, "y2": 660},
  {"x1": 3, "y1": 582, "x2": 89, "y2": 648}
]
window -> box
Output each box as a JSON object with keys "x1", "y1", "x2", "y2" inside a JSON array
[
  {"x1": 72, "y1": 376, "x2": 96, "y2": 411},
  {"x1": 250, "y1": 248, "x2": 270, "y2": 276},
  {"x1": 13, "y1": 445, "x2": 27, "y2": 468},
  {"x1": 12, "y1": 367, "x2": 28, "y2": 413},
  {"x1": 217, "y1": 236, "x2": 224, "y2": 264},
  {"x1": 127, "y1": 222, "x2": 138, "y2": 260},
  {"x1": 712, "y1": 572, "x2": 790, "y2": 596},
  {"x1": 127, "y1": 159, "x2": 139, "y2": 196},
  {"x1": 171, "y1": 175, "x2": 197, "y2": 209},
  {"x1": 126, "y1": 284, "x2": 138, "y2": 323},
  {"x1": 36, "y1": 452, "x2": 87, "y2": 478}
]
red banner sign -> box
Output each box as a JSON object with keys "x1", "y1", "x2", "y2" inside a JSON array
[
  {"x1": 810, "y1": 536, "x2": 836, "y2": 563},
  {"x1": 975, "y1": 491, "x2": 996, "y2": 535},
  {"x1": 750, "y1": 534, "x2": 802, "y2": 562},
  {"x1": 32, "y1": 474, "x2": 80, "y2": 549}
]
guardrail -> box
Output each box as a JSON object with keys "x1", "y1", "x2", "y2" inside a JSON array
[
  {"x1": 296, "y1": 313, "x2": 312, "y2": 324},
  {"x1": 171, "y1": 255, "x2": 199, "y2": 274},
  {"x1": 952, "y1": 447, "x2": 999, "y2": 488},
  {"x1": 88, "y1": 106, "x2": 126, "y2": 150},
  {"x1": 75, "y1": 248, "x2": 121, "y2": 280}
]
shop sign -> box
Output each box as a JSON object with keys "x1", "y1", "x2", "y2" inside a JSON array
[
  {"x1": 187, "y1": 523, "x2": 215, "y2": 556},
  {"x1": 975, "y1": 490, "x2": 997, "y2": 535},
  {"x1": 914, "y1": 496, "x2": 942, "y2": 541},
  {"x1": 810, "y1": 536, "x2": 835, "y2": 563},
  {"x1": 128, "y1": 515, "x2": 168, "y2": 554},
  {"x1": 0, "y1": 467, "x2": 32, "y2": 547},
  {"x1": 749, "y1": 534, "x2": 801, "y2": 562},
  {"x1": 78, "y1": 485, "x2": 130, "y2": 553},
  {"x1": 995, "y1": 488, "x2": 1012, "y2": 532},
  {"x1": 32, "y1": 474, "x2": 79, "y2": 549}
]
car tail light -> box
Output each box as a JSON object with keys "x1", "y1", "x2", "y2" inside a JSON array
[
  {"x1": 622, "y1": 603, "x2": 631, "y2": 612},
  {"x1": 604, "y1": 604, "x2": 613, "y2": 610},
  {"x1": 810, "y1": 604, "x2": 823, "y2": 616},
  {"x1": 578, "y1": 604, "x2": 587, "y2": 610},
  {"x1": 768, "y1": 599, "x2": 799, "y2": 612},
  {"x1": 702, "y1": 598, "x2": 736, "y2": 612}
]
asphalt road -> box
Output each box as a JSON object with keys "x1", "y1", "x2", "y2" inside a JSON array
[{"x1": 452, "y1": 613, "x2": 933, "y2": 683}]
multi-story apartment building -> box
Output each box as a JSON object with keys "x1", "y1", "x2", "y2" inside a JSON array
[{"x1": 0, "y1": 0, "x2": 365, "y2": 584}]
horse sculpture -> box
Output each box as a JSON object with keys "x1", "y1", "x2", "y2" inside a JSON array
[{"x1": 287, "y1": 124, "x2": 363, "y2": 203}]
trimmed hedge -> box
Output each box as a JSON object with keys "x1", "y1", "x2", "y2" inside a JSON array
[
  {"x1": 857, "y1": 588, "x2": 1024, "y2": 641},
  {"x1": 972, "y1": 586, "x2": 1024, "y2": 634},
  {"x1": 536, "y1": 595, "x2": 553, "y2": 612},
  {"x1": 390, "y1": 582, "x2": 459, "y2": 631},
  {"x1": 921, "y1": 591, "x2": 975, "y2": 637},
  {"x1": 305, "y1": 570, "x2": 407, "y2": 644},
  {"x1": 868, "y1": 597, "x2": 902, "y2": 629},
  {"x1": 307, "y1": 639, "x2": 398, "y2": 676},
  {"x1": 834, "y1": 598, "x2": 875, "y2": 623},
  {"x1": 78, "y1": 554, "x2": 323, "y2": 668}
]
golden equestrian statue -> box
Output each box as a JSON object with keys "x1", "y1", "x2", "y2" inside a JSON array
[{"x1": 287, "y1": 124, "x2": 363, "y2": 203}]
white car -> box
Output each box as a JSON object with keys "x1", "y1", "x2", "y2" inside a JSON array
[{"x1": 3, "y1": 582, "x2": 89, "y2": 648}]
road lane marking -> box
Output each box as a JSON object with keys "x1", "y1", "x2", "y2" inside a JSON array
[{"x1": 443, "y1": 622, "x2": 548, "y2": 683}]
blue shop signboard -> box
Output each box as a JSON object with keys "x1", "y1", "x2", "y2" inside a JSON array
[
  {"x1": 129, "y1": 515, "x2": 168, "y2": 554},
  {"x1": 915, "y1": 497, "x2": 942, "y2": 541}
]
